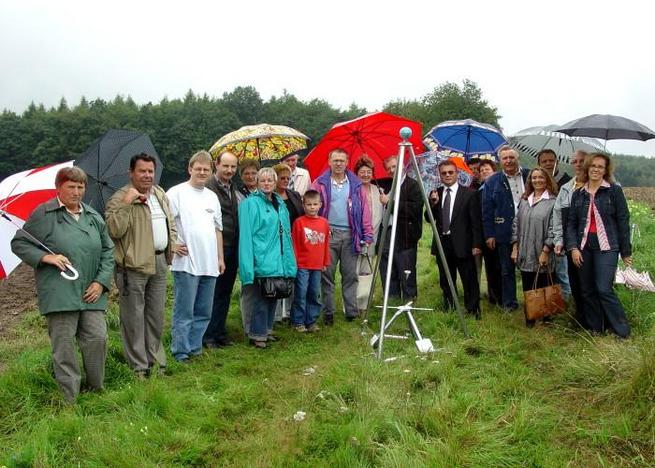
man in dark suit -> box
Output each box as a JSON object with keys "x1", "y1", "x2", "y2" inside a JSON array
[
  {"x1": 428, "y1": 159, "x2": 482, "y2": 318},
  {"x1": 377, "y1": 155, "x2": 424, "y2": 300}
]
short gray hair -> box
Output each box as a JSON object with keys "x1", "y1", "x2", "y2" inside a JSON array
[{"x1": 257, "y1": 167, "x2": 277, "y2": 182}]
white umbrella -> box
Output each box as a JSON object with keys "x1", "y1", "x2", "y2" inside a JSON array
[{"x1": 509, "y1": 125, "x2": 605, "y2": 164}]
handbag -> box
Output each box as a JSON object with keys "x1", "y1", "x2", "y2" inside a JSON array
[
  {"x1": 258, "y1": 215, "x2": 293, "y2": 299},
  {"x1": 356, "y1": 247, "x2": 373, "y2": 310},
  {"x1": 259, "y1": 276, "x2": 294, "y2": 299},
  {"x1": 523, "y1": 268, "x2": 567, "y2": 321}
]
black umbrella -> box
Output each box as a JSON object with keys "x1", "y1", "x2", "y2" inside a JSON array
[
  {"x1": 75, "y1": 129, "x2": 162, "y2": 213},
  {"x1": 555, "y1": 114, "x2": 655, "y2": 141}
]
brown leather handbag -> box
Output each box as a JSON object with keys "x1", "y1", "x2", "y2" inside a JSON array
[{"x1": 524, "y1": 268, "x2": 567, "y2": 321}]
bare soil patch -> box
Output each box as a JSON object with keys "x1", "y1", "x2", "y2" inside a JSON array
[
  {"x1": 0, "y1": 263, "x2": 37, "y2": 338},
  {"x1": 623, "y1": 187, "x2": 655, "y2": 210}
]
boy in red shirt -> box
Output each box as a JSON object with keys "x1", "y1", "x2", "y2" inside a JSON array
[{"x1": 291, "y1": 190, "x2": 331, "y2": 332}]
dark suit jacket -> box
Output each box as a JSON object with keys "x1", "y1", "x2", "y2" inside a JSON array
[
  {"x1": 428, "y1": 184, "x2": 483, "y2": 259},
  {"x1": 378, "y1": 176, "x2": 424, "y2": 250}
]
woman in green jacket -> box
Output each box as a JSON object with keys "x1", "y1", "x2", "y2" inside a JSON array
[
  {"x1": 11, "y1": 167, "x2": 114, "y2": 402},
  {"x1": 239, "y1": 167, "x2": 297, "y2": 348}
]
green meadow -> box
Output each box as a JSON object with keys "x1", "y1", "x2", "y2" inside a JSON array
[{"x1": 1, "y1": 201, "x2": 654, "y2": 467}]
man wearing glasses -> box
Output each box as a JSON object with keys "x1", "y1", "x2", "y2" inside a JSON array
[{"x1": 311, "y1": 148, "x2": 373, "y2": 325}]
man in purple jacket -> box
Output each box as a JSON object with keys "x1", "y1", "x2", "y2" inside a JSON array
[{"x1": 312, "y1": 148, "x2": 373, "y2": 325}]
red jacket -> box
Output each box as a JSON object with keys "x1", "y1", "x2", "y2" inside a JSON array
[{"x1": 292, "y1": 215, "x2": 331, "y2": 270}]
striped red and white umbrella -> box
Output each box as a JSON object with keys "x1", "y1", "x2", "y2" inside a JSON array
[{"x1": 0, "y1": 160, "x2": 74, "y2": 279}]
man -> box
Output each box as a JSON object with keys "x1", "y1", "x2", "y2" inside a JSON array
[
  {"x1": 204, "y1": 151, "x2": 240, "y2": 348},
  {"x1": 377, "y1": 155, "x2": 424, "y2": 300},
  {"x1": 537, "y1": 148, "x2": 572, "y2": 300},
  {"x1": 167, "y1": 151, "x2": 225, "y2": 362},
  {"x1": 537, "y1": 149, "x2": 571, "y2": 189},
  {"x1": 105, "y1": 153, "x2": 177, "y2": 378},
  {"x1": 482, "y1": 145, "x2": 529, "y2": 311},
  {"x1": 553, "y1": 150, "x2": 588, "y2": 326},
  {"x1": 311, "y1": 148, "x2": 373, "y2": 324},
  {"x1": 428, "y1": 159, "x2": 482, "y2": 318},
  {"x1": 282, "y1": 152, "x2": 311, "y2": 196},
  {"x1": 467, "y1": 156, "x2": 482, "y2": 190}
]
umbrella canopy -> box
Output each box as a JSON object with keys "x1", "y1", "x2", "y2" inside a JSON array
[
  {"x1": 424, "y1": 119, "x2": 507, "y2": 161},
  {"x1": 0, "y1": 160, "x2": 74, "y2": 279},
  {"x1": 408, "y1": 149, "x2": 474, "y2": 193},
  {"x1": 209, "y1": 124, "x2": 309, "y2": 162},
  {"x1": 75, "y1": 129, "x2": 162, "y2": 214},
  {"x1": 509, "y1": 125, "x2": 605, "y2": 164},
  {"x1": 303, "y1": 112, "x2": 424, "y2": 180},
  {"x1": 555, "y1": 114, "x2": 655, "y2": 141}
]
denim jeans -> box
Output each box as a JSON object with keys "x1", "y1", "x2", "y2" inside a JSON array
[
  {"x1": 579, "y1": 235, "x2": 630, "y2": 338},
  {"x1": 554, "y1": 255, "x2": 572, "y2": 299},
  {"x1": 291, "y1": 269, "x2": 322, "y2": 327},
  {"x1": 497, "y1": 243, "x2": 518, "y2": 309},
  {"x1": 171, "y1": 271, "x2": 217, "y2": 361},
  {"x1": 243, "y1": 283, "x2": 277, "y2": 341}
]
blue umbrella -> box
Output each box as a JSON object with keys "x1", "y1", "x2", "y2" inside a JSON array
[{"x1": 424, "y1": 119, "x2": 507, "y2": 161}]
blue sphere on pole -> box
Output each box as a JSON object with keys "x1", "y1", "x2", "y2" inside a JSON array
[{"x1": 400, "y1": 127, "x2": 412, "y2": 140}]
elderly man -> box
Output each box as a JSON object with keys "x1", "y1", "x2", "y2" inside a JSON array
[
  {"x1": 203, "y1": 151, "x2": 240, "y2": 348},
  {"x1": 553, "y1": 149, "x2": 588, "y2": 326},
  {"x1": 105, "y1": 153, "x2": 177, "y2": 378},
  {"x1": 482, "y1": 145, "x2": 529, "y2": 311},
  {"x1": 377, "y1": 155, "x2": 424, "y2": 300},
  {"x1": 281, "y1": 152, "x2": 311, "y2": 196},
  {"x1": 167, "y1": 151, "x2": 225, "y2": 362},
  {"x1": 428, "y1": 159, "x2": 482, "y2": 318},
  {"x1": 311, "y1": 148, "x2": 373, "y2": 324}
]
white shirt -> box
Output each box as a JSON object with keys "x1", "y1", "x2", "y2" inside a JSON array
[
  {"x1": 504, "y1": 170, "x2": 525, "y2": 213},
  {"x1": 148, "y1": 192, "x2": 169, "y2": 251},
  {"x1": 166, "y1": 182, "x2": 223, "y2": 277},
  {"x1": 289, "y1": 167, "x2": 310, "y2": 196},
  {"x1": 441, "y1": 182, "x2": 460, "y2": 232}
]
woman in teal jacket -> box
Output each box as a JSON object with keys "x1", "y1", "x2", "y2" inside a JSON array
[
  {"x1": 11, "y1": 167, "x2": 114, "y2": 402},
  {"x1": 239, "y1": 167, "x2": 297, "y2": 348}
]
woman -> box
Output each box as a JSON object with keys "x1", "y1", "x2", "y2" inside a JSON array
[
  {"x1": 273, "y1": 163, "x2": 304, "y2": 226},
  {"x1": 511, "y1": 167, "x2": 558, "y2": 327},
  {"x1": 238, "y1": 159, "x2": 260, "y2": 200},
  {"x1": 566, "y1": 153, "x2": 632, "y2": 338},
  {"x1": 238, "y1": 167, "x2": 297, "y2": 348},
  {"x1": 11, "y1": 167, "x2": 114, "y2": 402},
  {"x1": 478, "y1": 159, "x2": 502, "y2": 305},
  {"x1": 355, "y1": 155, "x2": 384, "y2": 253}
]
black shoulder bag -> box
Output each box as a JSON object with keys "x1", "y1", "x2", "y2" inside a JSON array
[{"x1": 259, "y1": 209, "x2": 294, "y2": 299}]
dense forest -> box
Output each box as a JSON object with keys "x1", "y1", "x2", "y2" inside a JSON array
[{"x1": 1, "y1": 80, "x2": 653, "y2": 188}]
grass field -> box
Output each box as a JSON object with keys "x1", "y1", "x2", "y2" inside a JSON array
[{"x1": 1, "y1": 202, "x2": 654, "y2": 467}]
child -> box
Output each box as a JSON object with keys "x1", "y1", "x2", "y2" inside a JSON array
[{"x1": 290, "y1": 190, "x2": 331, "y2": 332}]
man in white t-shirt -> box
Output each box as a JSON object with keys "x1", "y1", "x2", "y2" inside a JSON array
[{"x1": 166, "y1": 151, "x2": 225, "y2": 362}]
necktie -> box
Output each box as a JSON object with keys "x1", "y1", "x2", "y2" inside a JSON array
[{"x1": 442, "y1": 188, "x2": 451, "y2": 234}]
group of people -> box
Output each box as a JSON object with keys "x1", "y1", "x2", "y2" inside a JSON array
[{"x1": 11, "y1": 142, "x2": 633, "y2": 403}]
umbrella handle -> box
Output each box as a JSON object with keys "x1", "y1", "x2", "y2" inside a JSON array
[{"x1": 60, "y1": 264, "x2": 79, "y2": 281}]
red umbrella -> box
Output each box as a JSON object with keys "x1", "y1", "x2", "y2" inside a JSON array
[
  {"x1": 0, "y1": 160, "x2": 74, "y2": 279},
  {"x1": 304, "y1": 112, "x2": 424, "y2": 180}
]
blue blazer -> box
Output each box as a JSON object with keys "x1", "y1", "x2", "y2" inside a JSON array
[{"x1": 482, "y1": 168, "x2": 530, "y2": 244}]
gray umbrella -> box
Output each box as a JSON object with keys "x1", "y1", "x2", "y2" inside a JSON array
[{"x1": 555, "y1": 114, "x2": 655, "y2": 141}]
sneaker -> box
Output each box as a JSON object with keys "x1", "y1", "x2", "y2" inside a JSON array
[
  {"x1": 294, "y1": 325, "x2": 307, "y2": 333},
  {"x1": 306, "y1": 324, "x2": 320, "y2": 332}
]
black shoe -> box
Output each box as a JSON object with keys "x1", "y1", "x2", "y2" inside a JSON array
[
  {"x1": 345, "y1": 314, "x2": 358, "y2": 322},
  {"x1": 324, "y1": 315, "x2": 334, "y2": 326},
  {"x1": 216, "y1": 338, "x2": 235, "y2": 347},
  {"x1": 203, "y1": 341, "x2": 220, "y2": 349}
]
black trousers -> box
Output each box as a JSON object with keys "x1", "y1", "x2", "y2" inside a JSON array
[
  {"x1": 203, "y1": 245, "x2": 239, "y2": 344},
  {"x1": 380, "y1": 242, "x2": 418, "y2": 300},
  {"x1": 481, "y1": 243, "x2": 502, "y2": 305},
  {"x1": 435, "y1": 235, "x2": 480, "y2": 313},
  {"x1": 566, "y1": 253, "x2": 586, "y2": 328}
]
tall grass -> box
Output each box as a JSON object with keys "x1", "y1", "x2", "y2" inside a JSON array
[{"x1": 1, "y1": 202, "x2": 654, "y2": 466}]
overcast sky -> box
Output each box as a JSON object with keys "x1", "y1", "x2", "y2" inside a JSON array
[{"x1": 2, "y1": 0, "x2": 654, "y2": 157}]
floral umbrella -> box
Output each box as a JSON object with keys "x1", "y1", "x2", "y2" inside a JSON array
[
  {"x1": 209, "y1": 124, "x2": 309, "y2": 161},
  {"x1": 408, "y1": 148, "x2": 474, "y2": 193}
]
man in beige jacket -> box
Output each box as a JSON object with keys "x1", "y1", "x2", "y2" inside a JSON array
[{"x1": 105, "y1": 153, "x2": 177, "y2": 378}]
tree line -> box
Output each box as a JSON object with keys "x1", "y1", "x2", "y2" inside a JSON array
[{"x1": 1, "y1": 80, "x2": 652, "y2": 188}]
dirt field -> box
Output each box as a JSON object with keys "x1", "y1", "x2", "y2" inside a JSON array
[{"x1": 1, "y1": 187, "x2": 654, "y2": 340}]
